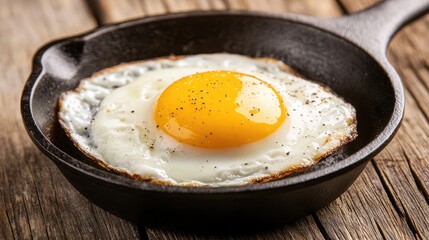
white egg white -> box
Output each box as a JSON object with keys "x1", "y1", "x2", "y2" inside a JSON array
[{"x1": 59, "y1": 54, "x2": 357, "y2": 186}]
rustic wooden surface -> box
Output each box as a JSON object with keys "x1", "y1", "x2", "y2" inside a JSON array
[{"x1": 1, "y1": 0, "x2": 428, "y2": 239}]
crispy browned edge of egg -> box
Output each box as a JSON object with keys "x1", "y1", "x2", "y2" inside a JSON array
[{"x1": 58, "y1": 55, "x2": 358, "y2": 187}]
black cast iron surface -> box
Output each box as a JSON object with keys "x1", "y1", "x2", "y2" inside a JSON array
[{"x1": 21, "y1": 0, "x2": 429, "y2": 226}]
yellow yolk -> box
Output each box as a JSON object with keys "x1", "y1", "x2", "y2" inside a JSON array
[{"x1": 154, "y1": 71, "x2": 287, "y2": 148}]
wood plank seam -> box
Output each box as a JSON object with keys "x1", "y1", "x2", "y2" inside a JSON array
[
  {"x1": 311, "y1": 213, "x2": 329, "y2": 240},
  {"x1": 372, "y1": 162, "x2": 421, "y2": 238},
  {"x1": 21, "y1": 196, "x2": 33, "y2": 239},
  {"x1": 371, "y1": 162, "x2": 406, "y2": 216},
  {"x1": 8, "y1": 195, "x2": 18, "y2": 239},
  {"x1": 85, "y1": 0, "x2": 104, "y2": 26},
  {"x1": 137, "y1": 224, "x2": 150, "y2": 240},
  {"x1": 401, "y1": 155, "x2": 428, "y2": 240},
  {"x1": 415, "y1": 62, "x2": 429, "y2": 97},
  {"x1": 424, "y1": 61, "x2": 429, "y2": 86},
  {"x1": 334, "y1": 0, "x2": 349, "y2": 15},
  {"x1": 159, "y1": 0, "x2": 171, "y2": 12},
  {"x1": 31, "y1": 178, "x2": 51, "y2": 239},
  {"x1": 375, "y1": 221, "x2": 388, "y2": 240},
  {"x1": 3, "y1": 200, "x2": 15, "y2": 239},
  {"x1": 402, "y1": 150, "x2": 429, "y2": 204},
  {"x1": 408, "y1": 164, "x2": 429, "y2": 206},
  {"x1": 374, "y1": 149, "x2": 425, "y2": 239},
  {"x1": 369, "y1": 163, "x2": 415, "y2": 238},
  {"x1": 221, "y1": 0, "x2": 230, "y2": 9},
  {"x1": 407, "y1": 64, "x2": 429, "y2": 123}
]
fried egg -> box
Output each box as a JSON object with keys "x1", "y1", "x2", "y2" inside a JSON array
[{"x1": 59, "y1": 53, "x2": 357, "y2": 186}]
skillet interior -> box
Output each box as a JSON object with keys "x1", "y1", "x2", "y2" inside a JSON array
[{"x1": 26, "y1": 13, "x2": 396, "y2": 225}]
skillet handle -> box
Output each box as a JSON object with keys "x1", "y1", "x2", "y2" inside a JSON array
[{"x1": 322, "y1": 0, "x2": 429, "y2": 56}]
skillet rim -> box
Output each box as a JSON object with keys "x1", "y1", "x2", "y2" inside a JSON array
[{"x1": 21, "y1": 10, "x2": 404, "y2": 194}]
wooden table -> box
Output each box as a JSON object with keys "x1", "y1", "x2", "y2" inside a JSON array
[{"x1": 2, "y1": 0, "x2": 428, "y2": 239}]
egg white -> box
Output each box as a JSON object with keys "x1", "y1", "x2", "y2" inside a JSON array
[{"x1": 59, "y1": 54, "x2": 357, "y2": 186}]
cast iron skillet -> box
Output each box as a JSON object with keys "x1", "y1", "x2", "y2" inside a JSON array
[{"x1": 22, "y1": 0, "x2": 429, "y2": 227}]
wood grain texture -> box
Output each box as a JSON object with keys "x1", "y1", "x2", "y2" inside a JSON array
[
  {"x1": 388, "y1": 20, "x2": 429, "y2": 122},
  {"x1": 339, "y1": 0, "x2": 429, "y2": 239},
  {"x1": 93, "y1": 0, "x2": 166, "y2": 23},
  {"x1": 162, "y1": 0, "x2": 225, "y2": 12},
  {"x1": 94, "y1": 0, "x2": 226, "y2": 23},
  {"x1": 316, "y1": 162, "x2": 415, "y2": 239},
  {"x1": 95, "y1": 0, "x2": 342, "y2": 24},
  {"x1": 225, "y1": 0, "x2": 342, "y2": 17},
  {"x1": 0, "y1": 0, "x2": 139, "y2": 239}
]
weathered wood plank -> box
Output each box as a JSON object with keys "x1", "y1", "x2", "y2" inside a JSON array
[
  {"x1": 96, "y1": 0, "x2": 342, "y2": 24},
  {"x1": 336, "y1": 0, "x2": 377, "y2": 12},
  {"x1": 0, "y1": 0, "x2": 139, "y2": 239},
  {"x1": 95, "y1": 0, "x2": 226, "y2": 24},
  {"x1": 226, "y1": 0, "x2": 342, "y2": 17},
  {"x1": 338, "y1": 0, "x2": 429, "y2": 239},
  {"x1": 316, "y1": 162, "x2": 415, "y2": 239},
  {"x1": 162, "y1": 0, "x2": 225, "y2": 12},
  {"x1": 94, "y1": 0, "x2": 166, "y2": 23}
]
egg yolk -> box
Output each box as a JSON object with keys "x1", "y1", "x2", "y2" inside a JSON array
[{"x1": 154, "y1": 71, "x2": 287, "y2": 148}]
